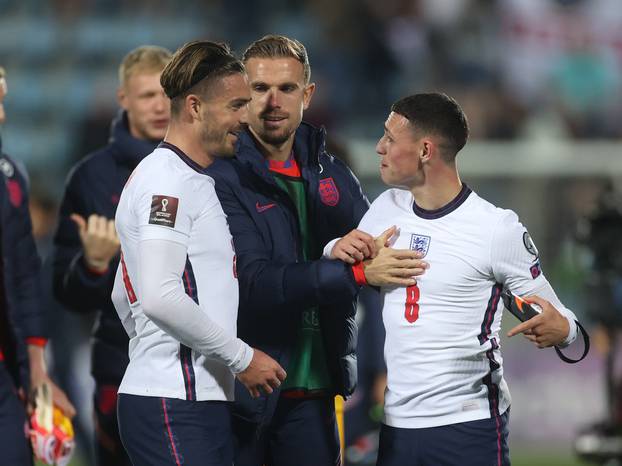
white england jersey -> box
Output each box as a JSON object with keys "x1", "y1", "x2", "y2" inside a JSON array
[
  {"x1": 358, "y1": 185, "x2": 577, "y2": 429},
  {"x1": 114, "y1": 143, "x2": 240, "y2": 401}
]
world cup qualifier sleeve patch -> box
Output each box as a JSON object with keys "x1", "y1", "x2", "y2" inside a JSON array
[{"x1": 149, "y1": 195, "x2": 179, "y2": 228}]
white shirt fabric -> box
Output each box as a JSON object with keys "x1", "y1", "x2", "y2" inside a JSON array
[
  {"x1": 112, "y1": 144, "x2": 252, "y2": 401},
  {"x1": 351, "y1": 186, "x2": 578, "y2": 429}
]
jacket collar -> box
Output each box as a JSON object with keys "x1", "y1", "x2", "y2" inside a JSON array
[
  {"x1": 235, "y1": 121, "x2": 327, "y2": 182},
  {"x1": 109, "y1": 110, "x2": 161, "y2": 169}
]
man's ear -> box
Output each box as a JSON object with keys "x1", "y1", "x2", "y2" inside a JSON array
[
  {"x1": 117, "y1": 87, "x2": 128, "y2": 110},
  {"x1": 302, "y1": 82, "x2": 316, "y2": 110},
  {"x1": 420, "y1": 140, "x2": 433, "y2": 163},
  {"x1": 185, "y1": 94, "x2": 202, "y2": 120}
]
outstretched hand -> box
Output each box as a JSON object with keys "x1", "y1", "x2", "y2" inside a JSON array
[{"x1": 507, "y1": 295, "x2": 570, "y2": 348}]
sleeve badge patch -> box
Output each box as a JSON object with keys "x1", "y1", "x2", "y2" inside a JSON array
[
  {"x1": 522, "y1": 232, "x2": 539, "y2": 258},
  {"x1": 149, "y1": 195, "x2": 179, "y2": 228},
  {"x1": 0, "y1": 158, "x2": 14, "y2": 178},
  {"x1": 530, "y1": 261, "x2": 542, "y2": 279}
]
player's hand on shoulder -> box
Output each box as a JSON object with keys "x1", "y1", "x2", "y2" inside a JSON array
[
  {"x1": 71, "y1": 213, "x2": 121, "y2": 272},
  {"x1": 236, "y1": 349, "x2": 286, "y2": 398},
  {"x1": 507, "y1": 295, "x2": 570, "y2": 348},
  {"x1": 363, "y1": 226, "x2": 429, "y2": 287},
  {"x1": 331, "y1": 229, "x2": 377, "y2": 264}
]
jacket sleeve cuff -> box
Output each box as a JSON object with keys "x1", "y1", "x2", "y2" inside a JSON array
[
  {"x1": 84, "y1": 261, "x2": 109, "y2": 275},
  {"x1": 351, "y1": 262, "x2": 367, "y2": 286},
  {"x1": 70, "y1": 253, "x2": 111, "y2": 285},
  {"x1": 25, "y1": 337, "x2": 48, "y2": 347}
]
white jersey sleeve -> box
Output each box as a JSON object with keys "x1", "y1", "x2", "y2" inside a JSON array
[
  {"x1": 133, "y1": 174, "x2": 196, "y2": 245},
  {"x1": 128, "y1": 171, "x2": 252, "y2": 373},
  {"x1": 138, "y1": 238, "x2": 253, "y2": 373},
  {"x1": 490, "y1": 211, "x2": 578, "y2": 345},
  {"x1": 322, "y1": 238, "x2": 340, "y2": 259}
]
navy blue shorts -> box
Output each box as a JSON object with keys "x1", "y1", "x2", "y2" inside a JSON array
[
  {"x1": 234, "y1": 395, "x2": 340, "y2": 466},
  {"x1": 117, "y1": 393, "x2": 233, "y2": 466},
  {"x1": 0, "y1": 363, "x2": 32, "y2": 466},
  {"x1": 377, "y1": 410, "x2": 510, "y2": 466}
]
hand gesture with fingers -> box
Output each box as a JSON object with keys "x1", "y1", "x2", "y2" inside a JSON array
[
  {"x1": 331, "y1": 229, "x2": 377, "y2": 264},
  {"x1": 237, "y1": 349, "x2": 287, "y2": 398},
  {"x1": 363, "y1": 226, "x2": 429, "y2": 287},
  {"x1": 71, "y1": 213, "x2": 121, "y2": 272},
  {"x1": 507, "y1": 295, "x2": 570, "y2": 348}
]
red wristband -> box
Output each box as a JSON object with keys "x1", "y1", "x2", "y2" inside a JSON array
[
  {"x1": 26, "y1": 337, "x2": 48, "y2": 347},
  {"x1": 351, "y1": 262, "x2": 368, "y2": 286},
  {"x1": 84, "y1": 258, "x2": 109, "y2": 276}
]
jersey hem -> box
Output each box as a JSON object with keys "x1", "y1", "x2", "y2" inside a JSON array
[
  {"x1": 118, "y1": 385, "x2": 233, "y2": 402},
  {"x1": 383, "y1": 405, "x2": 510, "y2": 429}
]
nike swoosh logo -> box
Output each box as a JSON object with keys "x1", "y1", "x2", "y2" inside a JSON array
[{"x1": 256, "y1": 202, "x2": 277, "y2": 213}]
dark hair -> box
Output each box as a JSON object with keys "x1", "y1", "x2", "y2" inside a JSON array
[
  {"x1": 243, "y1": 34, "x2": 310, "y2": 84},
  {"x1": 160, "y1": 41, "x2": 244, "y2": 115},
  {"x1": 391, "y1": 93, "x2": 469, "y2": 162}
]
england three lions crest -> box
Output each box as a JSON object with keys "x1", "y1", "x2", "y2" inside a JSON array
[
  {"x1": 410, "y1": 234, "x2": 431, "y2": 257},
  {"x1": 319, "y1": 177, "x2": 340, "y2": 206}
]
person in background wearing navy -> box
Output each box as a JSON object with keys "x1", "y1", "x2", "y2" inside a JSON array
[
  {"x1": 51, "y1": 46, "x2": 171, "y2": 466},
  {"x1": 0, "y1": 66, "x2": 75, "y2": 465},
  {"x1": 206, "y1": 35, "x2": 425, "y2": 466}
]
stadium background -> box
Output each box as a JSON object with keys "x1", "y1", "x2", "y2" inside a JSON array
[{"x1": 1, "y1": 0, "x2": 620, "y2": 464}]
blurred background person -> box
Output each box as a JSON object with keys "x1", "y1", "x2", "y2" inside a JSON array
[
  {"x1": 51, "y1": 45, "x2": 171, "y2": 466},
  {"x1": 574, "y1": 182, "x2": 622, "y2": 464},
  {"x1": 29, "y1": 183, "x2": 96, "y2": 464},
  {"x1": 0, "y1": 65, "x2": 75, "y2": 464},
  {"x1": 344, "y1": 287, "x2": 387, "y2": 466}
]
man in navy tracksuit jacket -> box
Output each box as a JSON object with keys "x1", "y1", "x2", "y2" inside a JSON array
[
  {"x1": 51, "y1": 42, "x2": 171, "y2": 466},
  {"x1": 209, "y1": 119, "x2": 369, "y2": 464},
  {"x1": 204, "y1": 34, "x2": 376, "y2": 466},
  {"x1": 0, "y1": 138, "x2": 47, "y2": 465},
  {"x1": 51, "y1": 111, "x2": 157, "y2": 465},
  {"x1": 0, "y1": 66, "x2": 74, "y2": 464}
]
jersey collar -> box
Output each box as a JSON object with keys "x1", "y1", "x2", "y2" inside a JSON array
[
  {"x1": 412, "y1": 183, "x2": 472, "y2": 219},
  {"x1": 158, "y1": 141, "x2": 205, "y2": 174}
]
